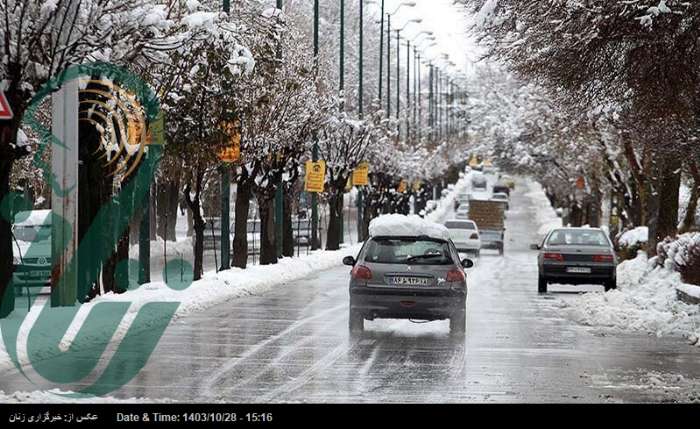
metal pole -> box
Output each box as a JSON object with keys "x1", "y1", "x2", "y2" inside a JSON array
[
  {"x1": 220, "y1": 0, "x2": 232, "y2": 269},
  {"x1": 396, "y1": 30, "x2": 400, "y2": 124},
  {"x1": 358, "y1": 0, "x2": 364, "y2": 242},
  {"x1": 138, "y1": 163, "x2": 150, "y2": 285},
  {"x1": 406, "y1": 39, "x2": 410, "y2": 141},
  {"x1": 311, "y1": 0, "x2": 320, "y2": 250},
  {"x1": 418, "y1": 54, "x2": 422, "y2": 141},
  {"x1": 387, "y1": 14, "x2": 391, "y2": 117},
  {"x1": 339, "y1": 0, "x2": 345, "y2": 244},
  {"x1": 275, "y1": 0, "x2": 284, "y2": 258},
  {"x1": 378, "y1": 0, "x2": 385, "y2": 103}
]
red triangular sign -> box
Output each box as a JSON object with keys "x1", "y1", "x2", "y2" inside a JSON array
[{"x1": 0, "y1": 91, "x2": 13, "y2": 120}]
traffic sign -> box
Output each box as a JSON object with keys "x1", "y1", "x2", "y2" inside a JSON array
[
  {"x1": 304, "y1": 160, "x2": 326, "y2": 193},
  {"x1": 218, "y1": 120, "x2": 241, "y2": 163},
  {"x1": 0, "y1": 90, "x2": 13, "y2": 120},
  {"x1": 352, "y1": 162, "x2": 369, "y2": 186}
]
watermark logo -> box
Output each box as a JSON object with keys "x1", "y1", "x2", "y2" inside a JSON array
[{"x1": 1, "y1": 62, "x2": 193, "y2": 397}]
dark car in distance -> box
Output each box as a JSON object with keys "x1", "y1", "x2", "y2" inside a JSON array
[{"x1": 532, "y1": 227, "x2": 618, "y2": 293}]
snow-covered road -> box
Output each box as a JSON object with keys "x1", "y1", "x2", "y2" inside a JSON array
[{"x1": 2, "y1": 178, "x2": 700, "y2": 403}]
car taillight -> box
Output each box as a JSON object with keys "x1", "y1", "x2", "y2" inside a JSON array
[
  {"x1": 447, "y1": 268, "x2": 465, "y2": 282},
  {"x1": 351, "y1": 265, "x2": 372, "y2": 280},
  {"x1": 544, "y1": 252, "x2": 564, "y2": 261},
  {"x1": 592, "y1": 254, "x2": 614, "y2": 262},
  {"x1": 469, "y1": 233, "x2": 479, "y2": 240}
]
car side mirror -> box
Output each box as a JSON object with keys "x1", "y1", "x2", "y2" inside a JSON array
[
  {"x1": 530, "y1": 244, "x2": 540, "y2": 250},
  {"x1": 343, "y1": 256, "x2": 356, "y2": 266},
  {"x1": 461, "y1": 258, "x2": 474, "y2": 269}
]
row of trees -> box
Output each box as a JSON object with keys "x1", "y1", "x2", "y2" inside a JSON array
[
  {"x1": 458, "y1": 0, "x2": 700, "y2": 253},
  {"x1": 1, "y1": 0, "x2": 471, "y2": 313}
]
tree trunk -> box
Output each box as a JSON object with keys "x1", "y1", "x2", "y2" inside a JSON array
[
  {"x1": 679, "y1": 162, "x2": 700, "y2": 233},
  {"x1": 192, "y1": 214, "x2": 205, "y2": 281},
  {"x1": 232, "y1": 179, "x2": 252, "y2": 268},
  {"x1": 258, "y1": 195, "x2": 277, "y2": 265},
  {"x1": 648, "y1": 155, "x2": 681, "y2": 255},
  {"x1": 282, "y1": 189, "x2": 295, "y2": 257},
  {"x1": 326, "y1": 186, "x2": 344, "y2": 251},
  {"x1": 157, "y1": 178, "x2": 180, "y2": 241}
]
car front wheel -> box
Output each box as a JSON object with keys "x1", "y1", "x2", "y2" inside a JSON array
[{"x1": 538, "y1": 275, "x2": 547, "y2": 293}]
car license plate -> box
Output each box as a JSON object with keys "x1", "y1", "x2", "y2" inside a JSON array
[
  {"x1": 566, "y1": 267, "x2": 591, "y2": 274},
  {"x1": 389, "y1": 276, "x2": 430, "y2": 286}
]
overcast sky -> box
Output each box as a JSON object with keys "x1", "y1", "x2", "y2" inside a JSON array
[{"x1": 368, "y1": 0, "x2": 481, "y2": 74}]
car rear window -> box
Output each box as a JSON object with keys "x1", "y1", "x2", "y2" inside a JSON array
[
  {"x1": 445, "y1": 221, "x2": 475, "y2": 230},
  {"x1": 547, "y1": 229, "x2": 610, "y2": 247},
  {"x1": 363, "y1": 237, "x2": 454, "y2": 265}
]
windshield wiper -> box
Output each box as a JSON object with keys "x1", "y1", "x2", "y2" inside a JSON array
[{"x1": 406, "y1": 254, "x2": 446, "y2": 263}]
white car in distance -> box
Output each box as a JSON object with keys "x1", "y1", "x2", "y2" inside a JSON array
[{"x1": 444, "y1": 219, "x2": 481, "y2": 257}]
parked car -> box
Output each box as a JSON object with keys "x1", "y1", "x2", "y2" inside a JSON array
[
  {"x1": 491, "y1": 192, "x2": 509, "y2": 210},
  {"x1": 492, "y1": 183, "x2": 511, "y2": 197},
  {"x1": 454, "y1": 194, "x2": 470, "y2": 211},
  {"x1": 444, "y1": 219, "x2": 481, "y2": 257},
  {"x1": 455, "y1": 205, "x2": 470, "y2": 219},
  {"x1": 501, "y1": 175, "x2": 516, "y2": 189},
  {"x1": 531, "y1": 227, "x2": 618, "y2": 293},
  {"x1": 11, "y1": 210, "x2": 52, "y2": 294},
  {"x1": 345, "y1": 216, "x2": 473, "y2": 335},
  {"x1": 471, "y1": 173, "x2": 488, "y2": 191}
]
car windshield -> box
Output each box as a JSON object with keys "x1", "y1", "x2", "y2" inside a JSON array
[
  {"x1": 13, "y1": 225, "x2": 51, "y2": 242},
  {"x1": 547, "y1": 229, "x2": 610, "y2": 247},
  {"x1": 445, "y1": 221, "x2": 475, "y2": 230},
  {"x1": 364, "y1": 238, "x2": 454, "y2": 265}
]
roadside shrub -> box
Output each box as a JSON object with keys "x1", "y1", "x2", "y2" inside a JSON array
[
  {"x1": 615, "y1": 226, "x2": 648, "y2": 262},
  {"x1": 657, "y1": 233, "x2": 700, "y2": 286}
]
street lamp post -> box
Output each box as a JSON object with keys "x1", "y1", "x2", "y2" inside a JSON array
[
  {"x1": 274, "y1": 0, "x2": 284, "y2": 258},
  {"x1": 220, "y1": 0, "x2": 232, "y2": 270},
  {"x1": 311, "y1": 0, "x2": 320, "y2": 250},
  {"x1": 384, "y1": 2, "x2": 416, "y2": 120}
]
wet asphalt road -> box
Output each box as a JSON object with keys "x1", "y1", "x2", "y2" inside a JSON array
[{"x1": 3, "y1": 180, "x2": 700, "y2": 403}]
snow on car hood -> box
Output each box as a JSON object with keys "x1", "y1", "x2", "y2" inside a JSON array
[{"x1": 368, "y1": 214, "x2": 451, "y2": 241}]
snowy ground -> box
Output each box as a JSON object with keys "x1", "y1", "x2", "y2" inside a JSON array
[{"x1": 563, "y1": 252, "x2": 700, "y2": 346}]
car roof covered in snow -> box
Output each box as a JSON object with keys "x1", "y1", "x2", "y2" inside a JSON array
[
  {"x1": 14, "y1": 210, "x2": 52, "y2": 226},
  {"x1": 368, "y1": 214, "x2": 451, "y2": 241}
]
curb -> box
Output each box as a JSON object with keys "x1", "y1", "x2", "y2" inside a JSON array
[{"x1": 676, "y1": 287, "x2": 700, "y2": 305}]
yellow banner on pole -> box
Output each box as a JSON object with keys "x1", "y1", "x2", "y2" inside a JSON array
[
  {"x1": 352, "y1": 162, "x2": 370, "y2": 186},
  {"x1": 397, "y1": 179, "x2": 407, "y2": 193},
  {"x1": 218, "y1": 120, "x2": 241, "y2": 163},
  {"x1": 305, "y1": 160, "x2": 326, "y2": 193}
]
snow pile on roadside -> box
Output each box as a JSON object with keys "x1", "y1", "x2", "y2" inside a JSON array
[
  {"x1": 618, "y1": 226, "x2": 648, "y2": 247},
  {"x1": 524, "y1": 179, "x2": 562, "y2": 237},
  {"x1": 425, "y1": 174, "x2": 470, "y2": 223},
  {"x1": 0, "y1": 389, "x2": 176, "y2": 403},
  {"x1": 567, "y1": 252, "x2": 700, "y2": 345},
  {"x1": 369, "y1": 214, "x2": 450, "y2": 240}
]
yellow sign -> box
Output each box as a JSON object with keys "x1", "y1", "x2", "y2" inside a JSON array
[
  {"x1": 469, "y1": 156, "x2": 479, "y2": 167},
  {"x1": 352, "y1": 162, "x2": 370, "y2": 186},
  {"x1": 305, "y1": 160, "x2": 326, "y2": 193},
  {"x1": 218, "y1": 120, "x2": 241, "y2": 163},
  {"x1": 412, "y1": 180, "x2": 422, "y2": 192},
  {"x1": 397, "y1": 180, "x2": 407, "y2": 193},
  {"x1": 483, "y1": 159, "x2": 493, "y2": 167}
]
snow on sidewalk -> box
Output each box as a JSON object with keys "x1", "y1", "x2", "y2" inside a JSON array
[
  {"x1": 565, "y1": 252, "x2": 700, "y2": 346},
  {"x1": 523, "y1": 179, "x2": 562, "y2": 237}
]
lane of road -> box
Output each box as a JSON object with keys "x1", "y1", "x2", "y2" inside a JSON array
[{"x1": 3, "y1": 177, "x2": 699, "y2": 402}]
